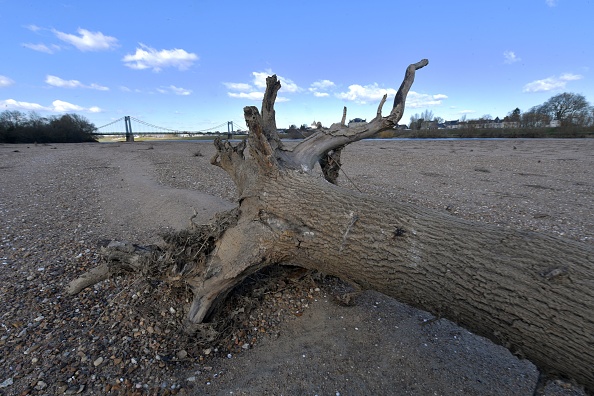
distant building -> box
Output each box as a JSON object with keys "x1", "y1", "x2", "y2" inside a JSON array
[
  {"x1": 443, "y1": 120, "x2": 460, "y2": 129},
  {"x1": 348, "y1": 118, "x2": 366, "y2": 127}
]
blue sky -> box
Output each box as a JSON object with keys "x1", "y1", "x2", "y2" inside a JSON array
[{"x1": 1, "y1": 0, "x2": 592, "y2": 132}]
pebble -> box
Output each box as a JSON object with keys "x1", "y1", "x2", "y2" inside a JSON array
[
  {"x1": 0, "y1": 378, "x2": 13, "y2": 388},
  {"x1": 93, "y1": 357, "x2": 104, "y2": 366}
]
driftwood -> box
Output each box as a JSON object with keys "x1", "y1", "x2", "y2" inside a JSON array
[{"x1": 69, "y1": 59, "x2": 594, "y2": 395}]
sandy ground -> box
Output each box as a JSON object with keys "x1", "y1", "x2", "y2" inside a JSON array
[{"x1": 1, "y1": 139, "x2": 592, "y2": 395}]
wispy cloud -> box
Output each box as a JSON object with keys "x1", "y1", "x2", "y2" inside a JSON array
[
  {"x1": 0, "y1": 75, "x2": 15, "y2": 87},
  {"x1": 52, "y1": 28, "x2": 119, "y2": 52},
  {"x1": 45, "y1": 75, "x2": 109, "y2": 91},
  {"x1": 251, "y1": 71, "x2": 300, "y2": 93},
  {"x1": 123, "y1": 44, "x2": 198, "y2": 72},
  {"x1": 336, "y1": 83, "x2": 447, "y2": 107},
  {"x1": 223, "y1": 82, "x2": 251, "y2": 91},
  {"x1": 224, "y1": 71, "x2": 297, "y2": 101},
  {"x1": 503, "y1": 50, "x2": 521, "y2": 64},
  {"x1": 545, "y1": 0, "x2": 558, "y2": 7},
  {"x1": 406, "y1": 92, "x2": 449, "y2": 108},
  {"x1": 0, "y1": 99, "x2": 102, "y2": 113},
  {"x1": 24, "y1": 24, "x2": 42, "y2": 32},
  {"x1": 22, "y1": 43, "x2": 61, "y2": 54},
  {"x1": 523, "y1": 73, "x2": 583, "y2": 92},
  {"x1": 157, "y1": 85, "x2": 192, "y2": 95},
  {"x1": 309, "y1": 79, "x2": 335, "y2": 97},
  {"x1": 336, "y1": 83, "x2": 394, "y2": 104}
]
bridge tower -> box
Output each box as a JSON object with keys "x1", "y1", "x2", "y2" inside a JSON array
[
  {"x1": 124, "y1": 116, "x2": 134, "y2": 142},
  {"x1": 227, "y1": 121, "x2": 234, "y2": 140}
]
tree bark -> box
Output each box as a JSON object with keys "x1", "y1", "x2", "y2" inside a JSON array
[{"x1": 70, "y1": 59, "x2": 594, "y2": 394}]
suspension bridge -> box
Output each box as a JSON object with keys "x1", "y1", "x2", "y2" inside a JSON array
[{"x1": 94, "y1": 116, "x2": 247, "y2": 141}]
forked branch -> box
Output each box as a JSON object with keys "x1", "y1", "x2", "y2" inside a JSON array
[{"x1": 290, "y1": 59, "x2": 429, "y2": 171}]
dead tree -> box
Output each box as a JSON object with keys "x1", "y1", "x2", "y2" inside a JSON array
[{"x1": 69, "y1": 59, "x2": 594, "y2": 394}]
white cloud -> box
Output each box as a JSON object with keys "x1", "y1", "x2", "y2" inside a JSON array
[
  {"x1": 223, "y1": 82, "x2": 252, "y2": 91},
  {"x1": 251, "y1": 71, "x2": 300, "y2": 93},
  {"x1": 157, "y1": 85, "x2": 192, "y2": 95},
  {"x1": 46, "y1": 75, "x2": 84, "y2": 88},
  {"x1": 24, "y1": 24, "x2": 42, "y2": 32},
  {"x1": 251, "y1": 72, "x2": 269, "y2": 89},
  {"x1": 22, "y1": 43, "x2": 61, "y2": 54},
  {"x1": 0, "y1": 99, "x2": 46, "y2": 111},
  {"x1": 278, "y1": 77, "x2": 300, "y2": 93},
  {"x1": 503, "y1": 50, "x2": 521, "y2": 64},
  {"x1": 406, "y1": 92, "x2": 449, "y2": 108},
  {"x1": 309, "y1": 79, "x2": 335, "y2": 97},
  {"x1": 336, "y1": 83, "x2": 395, "y2": 104},
  {"x1": 311, "y1": 80, "x2": 335, "y2": 90},
  {"x1": 523, "y1": 73, "x2": 583, "y2": 92},
  {"x1": 169, "y1": 85, "x2": 192, "y2": 95},
  {"x1": 52, "y1": 28, "x2": 119, "y2": 52},
  {"x1": 336, "y1": 84, "x2": 447, "y2": 108},
  {"x1": 0, "y1": 98, "x2": 102, "y2": 113},
  {"x1": 225, "y1": 71, "x2": 299, "y2": 101},
  {"x1": 0, "y1": 75, "x2": 15, "y2": 87},
  {"x1": 228, "y1": 91, "x2": 265, "y2": 100},
  {"x1": 459, "y1": 110, "x2": 476, "y2": 115},
  {"x1": 559, "y1": 73, "x2": 582, "y2": 81},
  {"x1": 122, "y1": 44, "x2": 198, "y2": 72},
  {"x1": 88, "y1": 83, "x2": 109, "y2": 91},
  {"x1": 52, "y1": 99, "x2": 85, "y2": 112},
  {"x1": 45, "y1": 75, "x2": 109, "y2": 91},
  {"x1": 545, "y1": 0, "x2": 557, "y2": 7}
]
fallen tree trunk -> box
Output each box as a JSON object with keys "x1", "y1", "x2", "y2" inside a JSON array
[{"x1": 70, "y1": 59, "x2": 594, "y2": 394}]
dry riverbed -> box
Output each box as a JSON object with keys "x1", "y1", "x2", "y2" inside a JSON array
[{"x1": 1, "y1": 139, "x2": 592, "y2": 395}]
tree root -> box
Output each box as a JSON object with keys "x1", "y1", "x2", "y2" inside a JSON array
[{"x1": 67, "y1": 208, "x2": 240, "y2": 295}]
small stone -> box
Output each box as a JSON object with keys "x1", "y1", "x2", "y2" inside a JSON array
[
  {"x1": 176, "y1": 350, "x2": 188, "y2": 359},
  {"x1": 203, "y1": 348, "x2": 211, "y2": 355},
  {"x1": 0, "y1": 378, "x2": 13, "y2": 388},
  {"x1": 35, "y1": 380, "x2": 47, "y2": 390},
  {"x1": 186, "y1": 376, "x2": 196, "y2": 382},
  {"x1": 93, "y1": 357, "x2": 104, "y2": 366},
  {"x1": 64, "y1": 384, "x2": 85, "y2": 394}
]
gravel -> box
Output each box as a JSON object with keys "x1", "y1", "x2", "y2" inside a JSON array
[{"x1": 1, "y1": 139, "x2": 591, "y2": 395}]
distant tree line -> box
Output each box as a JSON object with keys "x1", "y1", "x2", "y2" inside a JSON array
[
  {"x1": 409, "y1": 92, "x2": 594, "y2": 130},
  {"x1": 0, "y1": 110, "x2": 97, "y2": 143},
  {"x1": 520, "y1": 92, "x2": 593, "y2": 128}
]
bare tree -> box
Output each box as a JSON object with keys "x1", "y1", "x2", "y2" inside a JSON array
[
  {"x1": 539, "y1": 92, "x2": 592, "y2": 127},
  {"x1": 69, "y1": 60, "x2": 594, "y2": 394}
]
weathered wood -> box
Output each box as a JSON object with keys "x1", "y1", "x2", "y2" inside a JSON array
[{"x1": 69, "y1": 59, "x2": 594, "y2": 394}]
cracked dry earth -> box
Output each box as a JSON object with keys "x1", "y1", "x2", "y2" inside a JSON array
[{"x1": 1, "y1": 139, "x2": 592, "y2": 395}]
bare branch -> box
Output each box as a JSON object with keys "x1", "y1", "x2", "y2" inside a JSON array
[
  {"x1": 290, "y1": 59, "x2": 429, "y2": 171},
  {"x1": 245, "y1": 106, "x2": 278, "y2": 172},
  {"x1": 261, "y1": 75, "x2": 283, "y2": 152},
  {"x1": 374, "y1": 94, "x2": 388, "y2": 122},
  {"x1": 389, "y1": 59, "x2": 429, "y2": 123}
]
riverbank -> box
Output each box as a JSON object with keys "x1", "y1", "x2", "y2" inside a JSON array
[{"x1": 1, "y1": 139, "x2": 591, "y2": 395}]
